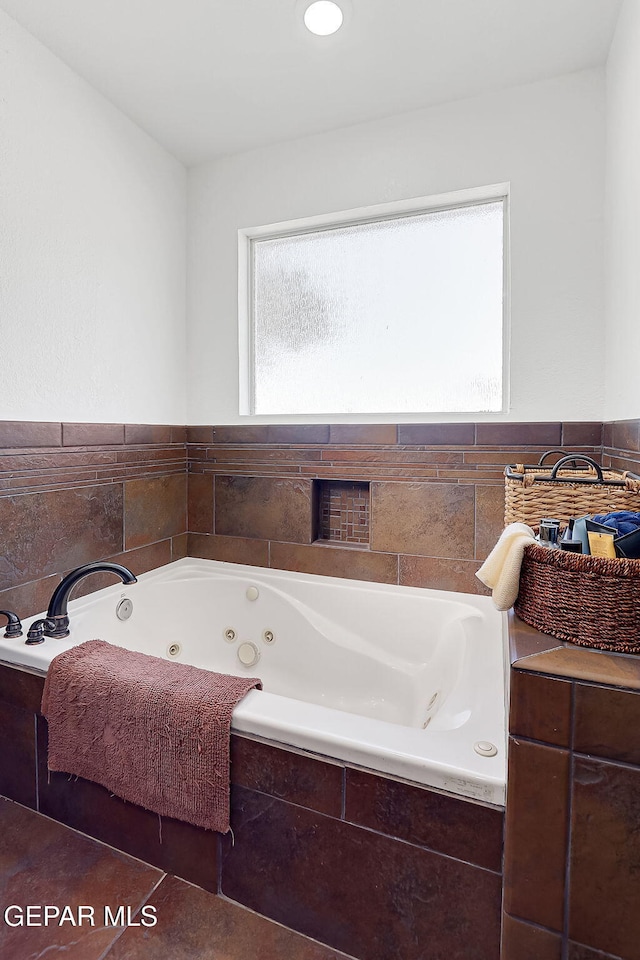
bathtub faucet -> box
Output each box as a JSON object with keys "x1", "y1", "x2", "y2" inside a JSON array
[{"x1": 43, "y1": 562, "x2": 138, "y2": 639}]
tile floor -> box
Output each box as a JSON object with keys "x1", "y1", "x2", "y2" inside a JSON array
[{"x1": 0, "y1": 797, "x2": 354, "y2": 959}]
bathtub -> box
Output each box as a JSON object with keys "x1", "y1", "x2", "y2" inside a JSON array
[{"x1": 0, "y1": 558, "x2": 508, "y2": 805}]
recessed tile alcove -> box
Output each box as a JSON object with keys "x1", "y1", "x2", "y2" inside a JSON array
[{"x1": 316, "y1": 479, "x2": 370, "y2": 545}]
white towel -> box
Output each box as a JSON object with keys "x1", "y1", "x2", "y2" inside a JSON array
[{"x1": 476, "y1": 522, "x2": 535, "y2": 611}]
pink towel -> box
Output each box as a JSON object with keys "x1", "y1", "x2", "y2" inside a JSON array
[{"x1": 41, "y1": 640, "x2": 261, "y2": 833}]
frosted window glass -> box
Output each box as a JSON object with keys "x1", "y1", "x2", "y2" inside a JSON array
[{"x1": 251, "y1": 200, "x2": 504, "y2": 414}]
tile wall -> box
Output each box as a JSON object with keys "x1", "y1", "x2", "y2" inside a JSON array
[
  {"x1": 504, "y1": 615, "x2": 640, "y2": 960},
  {"x1": 0, "y1": 661, "x2": 504, "y2": 960},
  {"x1": 186, "y1": 421, "x2": 604, "y2": 594},
  {"x1": 0, "y1": 422, "x2": 188, "y2": 617},
  {"x1": 4, "y1": 417, "x2": 639, "y2": 619},
  {"x1": 602, "y1": 418, "x2": 640, "y2": 473}
]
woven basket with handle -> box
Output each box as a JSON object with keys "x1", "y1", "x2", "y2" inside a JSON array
[
  {"x1": 505, "y1": 452, "x2": 640, "y2": 652},
  {"x1": 504, "y1": 452, "x2": 640, "y2": 527}
]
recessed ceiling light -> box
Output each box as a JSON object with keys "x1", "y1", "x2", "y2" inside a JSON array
[{"x1": 303, "y1": 1, "x2": 344, "y2": 36}]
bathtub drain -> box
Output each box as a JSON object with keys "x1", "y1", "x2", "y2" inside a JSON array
[
  {"x1": 167, "y1": 643, "x2": 182, "y2": 658},
  {"x1": 116, "y1": 598, "x2": 133, "y2": 621}
]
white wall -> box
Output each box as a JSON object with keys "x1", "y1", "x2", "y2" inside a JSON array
[
  {"x1": 0, "y1": 8, "x2": 187, "y2": 425},
  {"x1": 604, "y1": 0, "x2": 640, "y2": 421},
  {"x1": 188, "y1": 69, "x2": 606, "y2": 424}
]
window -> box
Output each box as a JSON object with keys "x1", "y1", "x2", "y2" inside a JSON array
[{"x1": 239, "y1": 186, "x2": 507, "y2": 415}]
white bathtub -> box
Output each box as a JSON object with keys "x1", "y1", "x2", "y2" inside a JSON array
[{"x1": 0, "y1": 558, "x2": 508, "y2": 805}]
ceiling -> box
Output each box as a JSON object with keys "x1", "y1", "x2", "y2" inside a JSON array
[{"x1": 0, "y1": 0, "x2": 622, "y2": 166}]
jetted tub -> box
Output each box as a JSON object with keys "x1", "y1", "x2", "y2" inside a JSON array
[{"x1": 0, "y1": 558, "x2": 508, "y2": 805}]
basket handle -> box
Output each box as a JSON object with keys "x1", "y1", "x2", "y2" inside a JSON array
[
  {"x1": 549, "y1": 455, "x2": 604, "y2": 482},
  {"x1": 538, "y1": 449, "x2": 579, "y2": 468}
]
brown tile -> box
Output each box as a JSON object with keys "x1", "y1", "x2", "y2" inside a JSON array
[
  {"x1": 464, "y1": 449, "x2": 548, "y2": 466},
  {"x1": 317, "y1": 478, "x2": 370, "y2": 545},
  {"x1": 561, "y1": 422, "x2": 603, "y2": 447},
  {"x1": 124, "y1": 424, "x2": 174, "y2": 444},
  {"x1": 611, "y1": 419, "x2": 640, "y2": 453},
  {"x1": 38, "y1": 720, "x2": 218, "y2": 892},
  {"x1": 345, "y1": 768, "x2": 503, "y2": 871},
  {"x1": 512, "y1": 645, "x2": 640, "y2": 690},
  {"x1": 436, "y1": 467, "x2": 504, "y2": 480},
  {"x1": 397, "y1": 423, "x2": 475, "y2": 445},
  {"x1": 608, "y1": 452, "x2": 640, "y2": 473},
  {"x1": 172, "y1": 532, "x2": 188, "y2": 560},
  {"x1": 231, "y1": 735, "x2": 343, "y2": 817},
  {"x1": 108, "y1": 874, "x2": 353, "y2": 960},
  {"x1": 186, "y1": 446, "x2": 208, "y2": 462},
  {"x1": 222, "y1": 786, "x2": 502, "y2": 960},
  {"x1": 188, "y1": 533, "x2": 269, "y2": 566},
  {"x1": 0, "y1": 471, "x2": 100, "y2": 494},
  {"x1": 329, "y1": 424, "x2": 398, "y2": 444},
  {"x1": 501, "y1": 914, "x2": 562, "y2": 960},
  {"x1": 475, "y1": 484, "x2": 506, "y2": 559},
  {"x1": 0, "y1": 420, "x2": 62, "y2": 448},
  {"x1": 187, "y1": 425, "x2": 214, "y2": 443},
  {"x1": 115, "y1": 445, "x2": 186, "y2": 464},
  {"x1": 0, "y1": 484, "x2": 124, "y2": 590},
  {"x1": 602, "y1": 422, "x2": 613, "y2": 447},
  {"x1": 212, "y1": 425, "x2": 272, "y2": 444},
  {"x1": 67, "y1": 540, "x2": 173, "y2": 599},
  {"x1": 0, "y1": 573, "x2": 60, "y2": 619},
  {"x1": 124, "y1": 473, "x2": 186, "y2": 549},
  {"x1": 503, "y1": 738, "x2": 569, "y2": 931},
  {"x1": 267, "y1": 425, "x2": 330, "y2": 443},
  {"x1": 509, "y1": 612, "x2": 564, "y2": 663},
  {"x1": 574, "y1": 683, "x2": 640, "y2": 764},
  {"x1": 476, "y1": 423, "x2": 562, "y2": 446},
  {"x1": 570, "y1": 756, "x2": 640, "y2": 959},
  {"x1": 171, "y1": 425, "x2": 187, "y2": 444},
  {"x1": 567, "y1": 943, "x2": 621, "y2": 959},
  {"x1": 209, "y1": 446, "x2": 323, "y2": 463},
  {"x1": 399, "y1": 555, "x2": 487, "y2": 594},
  {"x1": 0, "y1": 662, "x2": 45, "y2": 713},
  {"x1": 270, "y1": 541, "x2": 397, "y2": 583},
  {"x1": 112, "y1": 540, "x2": 173, "y2": 575},
  {"x1": 188, "y1": 472, "x2": 214, "y2": 533},
  {"x1": 0, "y1": 701, "x2": 37, "y2": 807},
  {"x1": 509, "y1": 671, "x2": 572, "y2": 746},
  {"x1": 215, "y1": 475, "x2": 314, "y2": 543},
  {"x1": 371, "y1": 481, "x2": 475, "y2": 558},
  {"x1": 300, "y1": 464, "x2": 439, "y2": 479},
  {"x1": 0, "y1": 797, "x2": 161, "y2": 960},
  {"x1": 320, "y1": 448, "x2": 461, "y2": 465},
  {"x1": 62, "y1": 422, "x2": 125, "y2": 446}
]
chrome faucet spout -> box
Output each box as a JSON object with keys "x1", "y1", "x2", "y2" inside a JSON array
[{"x1": 45, "y1": 562, "x2": 137, "y2": 638}]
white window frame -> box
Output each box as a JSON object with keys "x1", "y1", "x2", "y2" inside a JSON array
[{"x1": 238, "y1": 182, "x2": 510, "y2": 417}]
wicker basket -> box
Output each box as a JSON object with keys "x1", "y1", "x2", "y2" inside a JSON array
[
  {"x1": 515, "y1": 543, "x2": 640, "y2": 653},
  {"x1": 505, "y1": 452, "x2": 640, "y2": 526}
]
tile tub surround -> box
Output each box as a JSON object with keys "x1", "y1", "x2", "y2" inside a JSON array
[
  {"x1": 186, "y1": 420, "x2": 608, "y2": 593},
  {"x1": 0, "y1": 660, "x2": 504, "y2": 960},
  {"x1": 503, "y1": 612, "x2": 640, "y2": 960},
  {"x1": 4, "y1": 417, "x2": 639, "y2": 609},
  {"x1": 0, "y1": 422, "x2": 188, "y2": 617}
]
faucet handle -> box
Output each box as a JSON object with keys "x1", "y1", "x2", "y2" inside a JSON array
[
  {"x1": 26, "y1": 618, "x2": 56, "y2": 645},
  {"x1": 0, "y1": 610, "x2": 23, "y2": 639}
]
